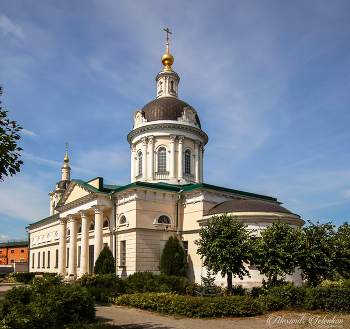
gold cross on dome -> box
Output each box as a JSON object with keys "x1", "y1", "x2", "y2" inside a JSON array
[
  {"x1": 164, "y1": 28, "x2": 172, "y2": 44},
  {"x1": 65, "y1": 142, "x2": 69, "y2": 151}
]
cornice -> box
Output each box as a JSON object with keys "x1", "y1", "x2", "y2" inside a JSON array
[
  {"x1": 56, "y1": 193, "x2": 97, "y2": 213},
  {"x1": 127, "y1": 121, "x2": 209, "y2": 145}
]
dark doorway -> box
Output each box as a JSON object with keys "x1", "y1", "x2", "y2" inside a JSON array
[{"x1": 89, "y1": 245, "x2": 94, "y2": 274}]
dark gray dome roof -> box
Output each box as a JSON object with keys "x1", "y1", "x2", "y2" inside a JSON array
[
  {"x1": 57, "y1": 180, "x2": 70, "y2": 189},
  {"x1": 141, "y1": 97, "x2": 201, "y2": 128},
  {"x1": 207, "y1": 199, "x2": 293, "y2": 215}
]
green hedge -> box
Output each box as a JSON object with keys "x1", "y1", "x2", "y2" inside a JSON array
[
  {"x1": 9, "y1": 272, "x2": 36, "y2": 283},
  {"x1": 0, "y1": 276, "x2": 95, "y2": 329},
  {"x1": 115, "y1": 292, "x2": 263, "y2": 318}
]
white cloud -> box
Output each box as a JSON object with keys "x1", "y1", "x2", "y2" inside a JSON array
[
  {"x1": 0, "y1": 173, "x2": 48, "y2": 222},
  {"x1": 0, "y1": 234, "x2": 9, "y2": 239},
  {"x1": 21, "y1": 152, "x2": 98, "y2": 176},
  {"x1": 0, "y1": 13, "x2": 24, "y2": 39},
  {"x1": 21, "y1": 129, "x2": 37, "y2": 138}
]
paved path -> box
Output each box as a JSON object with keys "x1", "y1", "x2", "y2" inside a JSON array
[
  {"x1": 96, "y1": 305, "x2": 350, "y2": 329},
  {"x1": 0, "y1": 283, "x2": 23, "y2": 298}
]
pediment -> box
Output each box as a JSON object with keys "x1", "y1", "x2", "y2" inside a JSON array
[{"x1": 56, "y1": 181, "x2": 92, "y2": 209}]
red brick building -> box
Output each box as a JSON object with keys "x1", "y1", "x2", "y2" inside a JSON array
[{"x1": 0, "y1": 240, "x2": 29, "y2": 265}]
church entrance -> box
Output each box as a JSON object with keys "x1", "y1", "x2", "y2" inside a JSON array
[{"x1": 89, "y1": 245, "x2": 94, "y2": 274}]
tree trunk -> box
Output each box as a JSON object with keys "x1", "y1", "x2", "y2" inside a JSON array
[{"x1": 227, "y1": 272, "x2": 232, "y2": 295}]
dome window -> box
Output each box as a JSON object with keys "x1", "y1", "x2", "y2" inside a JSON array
[
  {"x1": 170, "y1": 80, "x2": 174, "y2": 91},
  {"x1": 158, "y1": 215, "x2": 170, "y2": 224},
  {"x1": 138, "y1": 151, "x2": 143, "y2": 177},
  {"x1": 158, "y1": 147, "x2": 167, "y2": 172},
  {"x1": 184, "y1": 149, "x2": 191, "y2": 174}
]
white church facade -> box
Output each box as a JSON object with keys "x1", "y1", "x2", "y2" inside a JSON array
[{"x1": 27, "y1": 34, "x2": 304, "y2": 287}]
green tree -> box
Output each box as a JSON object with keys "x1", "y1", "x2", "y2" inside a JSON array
[
  {"x1": 94, "y1": 245, "x2": 115, "y2": 274},
  {"x1": 160, "y1": 235, "x2": 187, "y2": 277},
  {"x1": 298, "y1": 220, "x2": 336, "y2": 287},
  {"x1": 195, "y1": 214, "x2": 254, "y2": 294},
  {"x1": 334, "y1": 222, "x2": 350, "y2": 279},
  {"x1": 0, "y1": 86, "x2": 23, "y2": 181},
  {"x1": 254, "y1": 220, "x2": 303, "y2": 287}
]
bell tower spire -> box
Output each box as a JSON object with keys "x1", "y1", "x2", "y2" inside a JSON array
[
  {"x1": 156, "y1": 28, "x2": 180, "y2": 98},
  {"x1": 61, "y1": 142, "x2": 70, "y2": 181}
]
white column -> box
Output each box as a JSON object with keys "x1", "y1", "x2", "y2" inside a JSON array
[
  {"x1": 178, "y1": 136, "x2": 184, "y2": 180},
  {"x1": 58, "y1": 218, "x2": 67, "y2": 276},
  {"x1": 141, "y1": 137, "x2": 147, "y2": 180},
  {"x1": 148, "y1": 136, "x2": 154, "y2": 181},
  {"x1": 170, "y1": 134, "x2": 176, "y2": 180},
  {"x1": 68, "y1": 216, "x2": 77, "y2": 277},
  {"x1": 194, "y1": 140, "x2": 200, "y2": 183},
  {"x1": 79, "y1": 211, "x2": 89, "y2": 275},
  {"x1": 200, "y1": 146, "x2": 204, "y2": 182},
  {"x1": 130, "y1": 144, "x2": 136, "y2": 183},
  {"x1": 94, "y1": 205, "x2": 105, "y2": 267}
]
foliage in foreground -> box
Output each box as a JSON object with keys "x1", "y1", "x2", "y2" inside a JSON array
[
  {"x1": 196, "y1": 269, "x2": 222, "y2": 297},
  {"x1": 0, "y1": 275, "x2": 95, "y2": 329},
  {"x1": 0, "y1": 86, "x2": 23, "y2": 181},
  {"x1": 160, "y1": 236, "x2": 187, "y2": 277},
  {"x1": 94, "y1": 246, "x2": 115, "y2": 275},
  {"x1": 115, "y1": 292, "x2": 263, "y2": 318},
  {"x1": 195, "y1": 214, "x2": 254, "y2": 294}
]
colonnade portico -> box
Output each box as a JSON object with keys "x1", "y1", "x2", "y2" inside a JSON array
[
  {"x1": 58, "y1": 205, "x2": 107, "y2": 277},
  {"x1": 130, "y1": 134, "x2": 204, "y2": 183}
]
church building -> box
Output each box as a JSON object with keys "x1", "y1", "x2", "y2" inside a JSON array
[{"x1": 27, "y1": 32, "x2": 304, "y2": 287}]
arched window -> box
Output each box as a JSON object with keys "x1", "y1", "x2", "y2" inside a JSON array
[
  {"x1": 67, "y1": 229, "x2": 70, "y2": 237},
  {"x1": 55, "y1": 232, "x2": 59, "y2": 240},
  {"x1": 158, "y1": 215, "x2": 171, "y2": 224},
  {"x1": 103, "y1": 218, "x2": 109, "y2": 228},
  {"x1": 184, "y1": 149, "x2": 191, "y2": 174},
  {"x1": 158, "y1": 147, "x2": 167, "y2": 172},
  {"x1": 47, "y1": 233, "x2": 51, "y2": 242},
  {"x1": 138, "y1": 151, "x2": 143, "y2": 176},
  {"x1": 77, "y1": 225, "x2": 82, "y2": 234},
  {"x1": 119, "y1": 215, "x2": 127, "y2": 225},
  {"x1": 170, "y1": 80, "x2": 174, "y2": 91},
  {"x1": 89, "y1": 223, "x2": 94, "y2": 231}
]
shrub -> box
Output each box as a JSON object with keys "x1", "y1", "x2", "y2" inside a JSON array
[
  {"x1": 196, "y1": 269, "x2": 222, "y2": 297},
  {"x1": 160, "y1": 236, "x2": 186, "y2": 277},
  {"x1": 124, "y1": 272, "x2": 195, "y2": 295},
  {"x1": 94, "y1": 246, "x2": 115, "y2": 275},
  {"x1": 9, "y1": 272, "x2": 35, "y2": 283},
  {"x1": 75, "y1": 273, "x2": 125, "y2": 303},
  {"x1": 115, "y1": 292, "x2": 263, "y2": 317},
  {"x1": 0, "y1": 276, "x2": 95, "y2": 329}
]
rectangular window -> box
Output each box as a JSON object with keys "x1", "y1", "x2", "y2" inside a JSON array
[
  {"x1": 120, "y1": 241, "x2": 126, "y2": 266},
  {"x1": 21, "y1": 249, "x2": 24, "y2": 253},
  {"x1": 20, "y1": 258, "x2": 24, "y2": 262},
  {"x1": 182, "y1": 241, "x2": 188, "y2": 265},
  {"x1": 10, "y1": 259, "x2": 14, "y2": 263},
  {"x1": 38, "y1": 252, "x2": 40, "y2": 268},
  {"x1": 0, "y1": 260, "x2": 2, "y2": 264},
  {"x1": 55, "y1": 250, "x2": 58, "y2": 268},
  {"x1": 32, "y1": 253, "x2": 35, "y2": 268},
  {"x1": 11, "y1": 250, "x2": 14, "y2": 253},
  {"x1": 77, "y1": 246, "x2": 81, "y2": 268},
  {"x1": 0, "y1": 250, "x2": 2, "y2": 254},
  {"x1": 47, "y1": 251, "x2": 50, "y2": 268},
  {"x1": 43, "y1": 251, "x2": 45, "y2": 268},
  {"x1": 66, "y1": 248, "x2": 69, "y2": 268}
]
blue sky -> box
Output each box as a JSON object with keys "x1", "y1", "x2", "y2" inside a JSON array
[{"x1": 0, "y1": 0, "x2": 349, "y2": 240}]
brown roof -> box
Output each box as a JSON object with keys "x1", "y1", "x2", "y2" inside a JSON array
[
  {"x1": 141, "y1": 97, "x2": 201, "y2": 128},
  {"x1": 207, "y1": 199, "x2": 293, "y2": 215}
]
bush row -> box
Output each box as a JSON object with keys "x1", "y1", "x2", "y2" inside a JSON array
[
  {"x1": 75, "y1": 272, "x2": 197, "y2": 302},
  {"x1": 0, "y1": 275, "x2": 95, "y2": 329},
  {"x1": 115, "y1": 292, "x2": 263, "y2": 318},
  {"x1": 256, "y1": 283, "x2": 350, "y2": 313}
]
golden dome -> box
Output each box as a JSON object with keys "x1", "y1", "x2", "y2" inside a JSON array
[
  {"x1": 161, "y1": 48, "x2": 174, "y2": 72},
  {"x1": 63, "y1": 143, "x2": 70, "y2": 168}
]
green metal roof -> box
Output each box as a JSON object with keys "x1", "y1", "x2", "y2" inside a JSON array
[{"x1": 0, "y1": 240, "x2": 29, "y2": 247}]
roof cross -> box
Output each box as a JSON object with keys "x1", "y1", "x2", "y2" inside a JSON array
[{"x1": 164, "y1": 28, "x2": 172, "y2": 45}]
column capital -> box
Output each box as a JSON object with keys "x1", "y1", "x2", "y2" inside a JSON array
[
  {"x1": 141, "y1": 137, "x2": 147, "y2": 146},
  {"x1": 68, "y1": 215, "x2": 77, "y2": 223},
  {"x1": 148, "y1": 135, "x2": 154, "y2": 144},
  {"x1": 170, "y1": 134, "x2": 177, "y2": 142},
  {"x1": 93, "y1": 205, "x2": 105, "y2": 214},
  {"x1": 178, "y1": 135, "x2": 185, "y2": 143},
  {"x1": 79, "y1": 210, "x2": 90, "y2": 218},
  {"x1": 59, "y1": 218, "x2": 67, "y2": 225},
  {"x1": 195, "y1": 140, "x2": 201, "y2": 148},
  {"x1": 130, "y1": 144, "x2": 136, "y2": 152}
]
